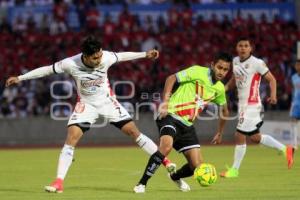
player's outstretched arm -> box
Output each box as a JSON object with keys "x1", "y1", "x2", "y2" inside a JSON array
[
  {"x1": 116, "y1": 49, "x2": 159, "y2": 62},
  {"x1": 5, "y1": 66, "x2": 55, "y2": 87},
  {"x1": 211, "y1": 104, "x2": 229, "y2": 144}
]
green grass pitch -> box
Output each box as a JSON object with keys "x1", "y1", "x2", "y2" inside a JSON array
[{"x1": 0, "y1": 146, "x2": 299, "y2": 200}]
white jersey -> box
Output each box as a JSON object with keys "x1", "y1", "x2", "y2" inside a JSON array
[
  {"x1": 18, "y1": 50, "x2": 147, "y2": 125},
  {"x1": 18, "y1": 50, "x2": 146, "y2": 104},
  {"x1": 233, "y1": 55, "x2": 269, "y2": 107},
  {"x1": 53, "y1": 51, "x2": 117, "y2": 103}
]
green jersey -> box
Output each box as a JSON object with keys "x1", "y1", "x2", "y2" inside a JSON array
[{"x1": 168, "y1": 65, "x2": 226, "y2": 126}]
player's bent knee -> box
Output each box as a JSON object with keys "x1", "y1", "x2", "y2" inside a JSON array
[
  {"x1": 159, "y1": 135, "x2": 173, "y2": 155},
  {"x1": 159, "y1": 145, "x2": 172, "y2": 156},
  {"x1": 122, "y1": 128, "x2": 140, "y2": 139},
  {"x1": 250, "y1": 135, "x2": 261, "y2": 144},
  {"x1": 190, "y1": 159, "x2": 201, "y2": 169},
  {"x1": 66, "y1": 125, "x2": 84, "y2": 146},
  {"x1": 117, "y1": 120, "x2": 140, "y2": 139},
  {"x1": 66, "y1": 134, "x2": 81, "y2": 146}
]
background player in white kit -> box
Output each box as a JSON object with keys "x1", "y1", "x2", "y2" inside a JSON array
[
  {"x1": 220, "y1": 38, "x2": 295, "y2": 178},
  {"x1": 5, "y1": 36, "x2": 175, "y2": 193}
]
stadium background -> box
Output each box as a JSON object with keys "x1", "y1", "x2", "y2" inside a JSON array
[
  {"x1": 0, "y1": 0, "x2": 299, "y2": 146},
  {"x1": 0, "y1": 1, "x2": 299, "y2": 200}
]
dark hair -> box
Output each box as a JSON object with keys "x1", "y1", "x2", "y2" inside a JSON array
[
  {"x1": 236, "y1": 37, "x2": 251, "y2": 44},
  {"x1": 213, "y1": 52, "x2": 232, "y2": 64},
  {"x1": 81, "y1": 36, "x2": 102, "y2": 56}
]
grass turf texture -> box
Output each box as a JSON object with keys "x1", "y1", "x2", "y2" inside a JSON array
[{"x1": 0, "y1": 146, "x2": 299, "y2": 200}]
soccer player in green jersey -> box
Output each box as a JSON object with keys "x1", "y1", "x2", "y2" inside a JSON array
[{"x1": 133, "y1": 52, "x2": 232, "y2": 193}]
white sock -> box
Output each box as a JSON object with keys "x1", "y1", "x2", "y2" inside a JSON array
[
  {"x1": 292, "y1": 121, "x2": 300, "y2": 147},
  {"x1": 260, "y1": 134, "x2": 285, "y2": 151},
  {"x1": 135, "y1": 133, "x2": 158, "y2": 155},
  {"x1": 57, "y1": 144, "x2": 74, "y2": 180},
  {"x1": 232, "y1": 144, "x2": 246, "y2": 170},
  {"x1": 296, "y1": 121, "x2": 300, "y2": 147}
]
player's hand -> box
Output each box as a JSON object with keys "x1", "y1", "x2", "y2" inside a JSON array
[
  {"x1": 267, "y1": 96, "x2": 277, "y2": 104},
  {"x1": 5, "y1": 76, "x2": 20, "y2": 87},
  {"x1": 211, "y1": 132, "x2": 222, "y2": 145},
  {"x1": 146, "y1": 49, "x2": 159, "y2": 60},
  {"x1": 158, "y1": 102, "x2": 168, "y2": 119}
]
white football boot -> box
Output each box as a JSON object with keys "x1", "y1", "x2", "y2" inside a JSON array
[{"x1": 133, "y1": 184, "x2": 146, "y2": 193}]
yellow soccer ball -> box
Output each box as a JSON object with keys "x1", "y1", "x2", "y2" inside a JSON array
[{"x1": 193, "y1": 163, "x2": 217, "y2": 186}]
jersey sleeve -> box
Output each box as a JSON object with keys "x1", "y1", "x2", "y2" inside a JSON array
[
  {"x1": 211, "y1": 86, "x2": 227, "y2": 106},
  {"x1": 176, "y1": 65, "x2": 203, "y2": 83},
  {"x1": 115, "y1": 52, "x2": 146, "y2": 62},
  {"x1": 103, "y1": 51, "x2": 118, "y2": 67},
  {"x1": 18, "y1": 66, "x2": 54, "y2": 81},
  {"x1": 256, "y1": 59, "x2": 269, "y2": 76},
  {"x1": 53, "y1": 58, "x2": 72, "y2": 74}
]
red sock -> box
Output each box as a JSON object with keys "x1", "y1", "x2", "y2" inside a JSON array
[{"x1": 162, "y1": 157, "x2": 171, "y2": 167}]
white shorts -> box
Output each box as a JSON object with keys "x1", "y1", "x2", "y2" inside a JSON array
[
  {"x1": 67, "y1": 97, "x2": 131, "y2": 128},
  {"x1": 236, "y1": 105, "x2": 263, "y2": 133}
]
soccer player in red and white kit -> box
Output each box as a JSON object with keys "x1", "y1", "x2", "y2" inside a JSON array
[
  {"x1": 5, "y1": 36, "x2": 175, "y2": 193},
  {"x1": 220, "y1": 38, "x2": 295, "y2": 178}
]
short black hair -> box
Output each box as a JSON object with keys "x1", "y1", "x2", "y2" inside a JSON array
[
  {"x1": 213, "y1": 52, "x2": 232, "y2": 64},
  {"x1": 236, "y1": 37, "x2": 251, "y2": 44},
  {"x1": 81, "y1": 36, "x2": 102, "y2": 56}
]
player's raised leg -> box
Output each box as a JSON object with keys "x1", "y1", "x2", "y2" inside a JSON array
[
  {"x1": 119, "y1": 120, "x2": 176, "y2": 169},
  {"x1": 120, "y1": 120, "x2": 158, "y2": 155},
  {"x1": 253, "y1": 133, "x2": 295, "y2": 169},
  {"x1": 45, "y1": 125, "x2": 84, "y2": 193}
]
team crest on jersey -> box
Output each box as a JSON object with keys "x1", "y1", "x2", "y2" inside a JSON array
[
  {"x1": 245, "y1": 64, "x2": 249, "y2": 69},
  {"x1": 80, "y1": 78, "x2": 104, "y2": 88},
  {"x1": 74, "y1": 102, "x2": 85, "y2": 113}
]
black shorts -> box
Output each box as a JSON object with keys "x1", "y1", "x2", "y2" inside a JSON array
[
  {"x1": 236, "y1": 121, "x2": 264, "y2": 136},
  {"x1": 156, "y1": 115, "x2": 200, "y2": 153},
  {"x1": 68, "y1": 119, "x2": 132, "y2": 133}
]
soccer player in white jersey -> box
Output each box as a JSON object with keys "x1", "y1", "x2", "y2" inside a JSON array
[
  {"x1": 5, "y1": 36, "x2": 175, "y2": 193},
  {"x1": 220, "y1": 38, "x2": 295, "y2": 178}
]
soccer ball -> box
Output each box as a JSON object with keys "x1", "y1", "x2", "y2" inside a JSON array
[{"x1": 193, "y1": 163, "x2": 217, "y2": 186}]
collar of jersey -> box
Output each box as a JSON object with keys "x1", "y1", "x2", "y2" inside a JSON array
[
  {"x1": 239, "y1": 55, "x2": 252, "y2": 63},
  {"x1": 80, "y1": 55, "x2": 103, "y2": 70},
  {"x1": 208, "y1": 68, "x2": 217, "y2": 85}
]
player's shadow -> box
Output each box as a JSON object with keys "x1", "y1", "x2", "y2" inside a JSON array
[
  {"x1": 68, "y1": 186, "x2": 131, "y2": 193},
  {"x1": 0, "y1": 188, "x2": 40, "y2": 193}
]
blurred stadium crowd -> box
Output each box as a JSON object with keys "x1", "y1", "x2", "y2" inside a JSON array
[
  {"x1": 0, "y1": 0, "x2": 293, "y2": 7},
  {"x1": 0, "y1": 0, "x2": 298, "y2": 118}
]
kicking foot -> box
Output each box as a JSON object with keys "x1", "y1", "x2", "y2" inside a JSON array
[
  {"x1": 220, "y1": 167, "x2": 239, "y2": 178},
  {"x1": 286, "y1": 145, "x2": 295, "y2": 169},
  {"x1": 45, "y1": 178, "x2": 63, "y2": 193},
  {"x1": 168, "y1": 173, "x2": 190, "y2": 192},
  {"x1": 133, "y1": 184, "x2": 145, "y2": 193}
]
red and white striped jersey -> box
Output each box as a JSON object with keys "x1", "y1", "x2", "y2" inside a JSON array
[{"x1": 232, "y1": 55, "x2": 269, "y2": 107}]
